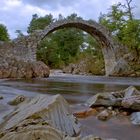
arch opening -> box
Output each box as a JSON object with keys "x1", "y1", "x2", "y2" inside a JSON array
[
  {"x1": 37, "y1": 27, "x2": 105, "y2": 75},
  {"x1": 34, "y1": 19, "x2": 125, "y2": 76}
]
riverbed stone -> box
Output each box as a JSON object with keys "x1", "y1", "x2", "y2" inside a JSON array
[
  {"x1": 131, "y1": 112, "x2": 140, "y2": 125},
  {"x1": 97, "y1": 110, "x2": 112, "y2": 121},
  {"x1": 0, "y1": 125, "x2": 65, "y2": 140},
  {"x1": 0, "y1": 96, "x2": 3, "y2": 100},
  {"x1": 8, "y1": 95, "x2": 26, "y2": 106},
  {"x1": 1, "y1": 94, "x2": 80, "y2": 136},
  {"x1": 87, "y1": 91, "x2": 122, "y2": 107},
  {"x1": 121, "y1": 86, "x2": 140, "y2": 110},
  {"x1": 82, "y1": 136, "x2": 118, "y2": 140},
  {"x1": 87, "y1": 86, "x2": 140, "y2": 111}
]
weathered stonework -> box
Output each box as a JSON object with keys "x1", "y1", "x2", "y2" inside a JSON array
[{"x1": 0, "y1": 19, "x2": 139, "y2": 76}]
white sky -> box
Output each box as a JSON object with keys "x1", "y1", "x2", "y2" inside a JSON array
[{"x1": 0, "y1": 0, "x2": 139, "y2": 39}]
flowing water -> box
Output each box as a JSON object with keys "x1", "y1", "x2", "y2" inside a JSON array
[{"x1": 0, "y1": 73, "x2": 140, "y2": 140}]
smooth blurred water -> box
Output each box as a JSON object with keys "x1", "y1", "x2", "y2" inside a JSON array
[{"x1": 0, "y1": 74, "x2": 140, "y2": 139}]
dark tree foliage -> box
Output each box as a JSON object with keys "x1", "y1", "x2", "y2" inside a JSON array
[
  {"x1": 27, "y1": 14, "x2": 54, "y2": 33},
  {"x1": 0, "y1": 24, "x2": 9, "y2": 41}
]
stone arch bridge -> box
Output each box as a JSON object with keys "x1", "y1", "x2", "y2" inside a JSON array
[{"x1": 2, "y1": 19, "x2": 132, "y2": 76}]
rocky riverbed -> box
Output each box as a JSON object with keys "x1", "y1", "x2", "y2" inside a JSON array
[
  {"x1": 0, "y1": 94, "x2": 118, "y2": 140},
  {"x1": 0, "y1": 83, "x2": 140, "y2": 140}
]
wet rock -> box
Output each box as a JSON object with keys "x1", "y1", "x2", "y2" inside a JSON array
[
  {"x1": 121, "y1": 86, "x2": 140, "y2": 110},
  {"x1": 83, "y1": 136, "x2": 102, "y2": 140},
  {"x1": 97, "y1": 110, "x2": 112, "y2": 121},
  {"x1": 1, "y1": 94, "x2": 80, "y2": 136},
  {"x1": 65, "y1": 136, "x2": 80, "y2": 140},
  {"x1": 82, "y1": 136, "x2": 118, "y2": 140},
  {"x1": 0, "y1": 96, "x2": 3, "y2": 100},
  {"x1": 121, "y1": 111, "x2": 129, "y2": 116},
  {"x1": 87, "y1": 86, "x2": 140, "y2": 111},
  {"x1": 74, "y1": 108, "x2": 98, "y2": 118},
  {"x1": 8, "y1": 95, "x2": 26, "y2": 106},
  {"x1": 87, "y1": 91, "x2": 122, "y2": 107},
  {"x1": 31, "y1": 61, "x2": 50, "y2": 78},
  {"x1": 131, "y1": 112, "x2": 140, "y2": 125},
  {"x1": 0, "y1": 125, "x2": 65, "y2": 140}
]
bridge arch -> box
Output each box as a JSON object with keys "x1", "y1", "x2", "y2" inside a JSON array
[{"x1": 34, "y1": 19, "x2": 127, "y2": 76}]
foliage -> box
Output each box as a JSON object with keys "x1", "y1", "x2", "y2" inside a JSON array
[
  {"x1": 122, "y1": 19, "x2": 140, "y2": 51},
  {"x1": 15, "y1": 30, "x2": 24, "y2": 38},
  {"x1": 0, "y1": 24, "x2": 9, "y2": 41},
  {"x1": 99, "y1": 0, "x2": 140, "y2": 55},
  {"x1": 27, "y1": 14, "x2": 54, "y2": 33},
  {"x1": 99, "y1": 3, "x2": 126, "y2": 40}
]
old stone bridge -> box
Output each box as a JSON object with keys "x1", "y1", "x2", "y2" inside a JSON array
[{"x1": 0, "y1": 19, "x2": 135, "y2": 76}]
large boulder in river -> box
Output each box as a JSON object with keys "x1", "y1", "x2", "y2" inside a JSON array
[
  {"x1": 121, "y1": 86, "x2": 140, "y2": 110},
  {"x1": 0, "y1": 94, "x2": 118, "y2": 140},
  {"x1": 87, "y1": 86, "x2": 140, "y2": 110},
  {"x1": 87, "y1": 91, "x2": 123, "y2": 107},
  {"x1": 1, "y1": 94, "x2": 80, "y2": 136},
  {"x1": 0, "y1": 124, "x2": 65, "y2": 140},
  {"x1": 0, "y1": 57, "x2": 50, "y2": 78}
]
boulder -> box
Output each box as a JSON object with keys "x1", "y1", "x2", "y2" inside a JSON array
[
  {"x1": 87, "y1": 91, "x2": 123, "y2": 107},
  {"x1": 8, "y1": 95, "x2": 26, "y2": 106},
  {"x1": 82, "y1": 136, "x2": 117, "y2": 140},
  {"x1": 74, "y1": 108, "x2": 98, "y2": 118},
  {"x1": 0, "y1": 96, "x2": 3, "y2": 100},
  {"x1": 97, "y1": 110, "x2": 112, "y2": 121},
  {"x1": 0, "y1": 124, "x2": 65, "y2": 140},
  {"x1": 31, "y1": 61, "x2": 50, "y2": 78},
  {"x1": 82, "y1": 136, "x2": 102, "y2": 140},
  {"x1": 1, "y1": 95, "x2": 80, "y2": 136},
  {"x1": 0, "y1": 57, "x2": 50, "y2": 79},
  {"x1": 131, "y1": 112, "x2": 140, "y2": 125},
  {"x1": 121, "y1": 86, "x2": 140, "y2": 110},
  {"x1": 87, "y1": 86, "x2": 140, "y2": 111}
]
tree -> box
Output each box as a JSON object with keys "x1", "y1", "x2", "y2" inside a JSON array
[
  {"x1": 99, "y1": 0, "x2": 140, "y2": 56},
  {"x1": 122, "y1": 19, "x2": 140, "y2": 55},
  {"x1": 0, "y1": 24, "x2": 9, "y2": 41},
  {"x1": 99, "y1": 3, "x2": 126, "y2": 40},
  {"x1": 15, "y1": 30, "x2": 24, "y2": 38},
  {"x1": 27, "y1": 14, "x2": 54, "y2": 33},
  {"x1": 124, "y1": 0, "x2": 134, "y2": 20}
]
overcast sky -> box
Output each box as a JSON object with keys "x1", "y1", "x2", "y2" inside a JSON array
[{"x1": 0, "y1": 0, "x2": 139, "y2": 39}]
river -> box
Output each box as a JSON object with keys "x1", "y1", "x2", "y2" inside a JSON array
[{"x1": 0, "y1": 73, "x2": 140, "y2": 140}]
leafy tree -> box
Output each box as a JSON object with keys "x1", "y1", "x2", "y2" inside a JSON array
[
  {"x1": 99, "y1": 0, "x2": 140, "y2": 56},
  {"x1": 0, "y1": 24, "x2": 9, "y2": 41},
  {"x1": 99, "y1": 3, "x2": 126, "y2": 40},
  {"x1": 27, "y1": 14, "x2": 54, "y2": 33},
  {"x1": 67, "y1": 13, "x2": 83, "y2": 20},
  {"x1": 122, "y1": 19, "x2": 140, "y2": 55}
]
